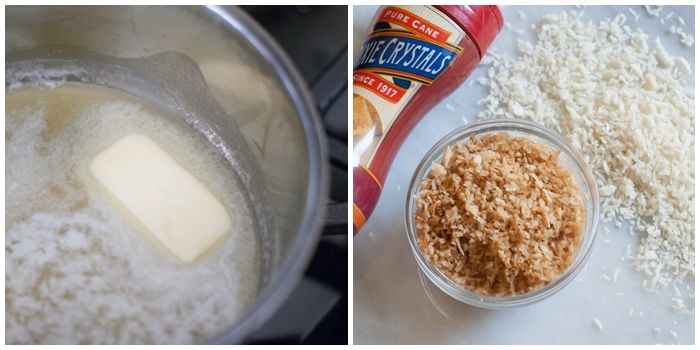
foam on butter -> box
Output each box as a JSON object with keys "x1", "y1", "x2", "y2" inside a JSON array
[
  {"x1": 5, "y1": 83, "x2": 259, "y2": 344},
  {"x1": 90, "y1": 134, "x2": 231, "y2": 263}
]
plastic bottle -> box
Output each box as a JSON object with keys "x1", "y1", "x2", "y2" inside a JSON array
[{"x1": 353, "y1": 5, "x2": 503, "y2": 233}]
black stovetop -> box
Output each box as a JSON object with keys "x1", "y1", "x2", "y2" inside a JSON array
[{"x1": 240, "y1": 5, "x2": 347, "y2": 345}]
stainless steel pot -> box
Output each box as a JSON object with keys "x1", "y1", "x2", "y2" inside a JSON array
[{"x1": 5, "y1": 5, "x2": 328, "y2": 344}]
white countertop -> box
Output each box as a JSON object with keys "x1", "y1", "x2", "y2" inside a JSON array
[{"x1": 353, "y1": 5, "x2": 695, "y2": 345}]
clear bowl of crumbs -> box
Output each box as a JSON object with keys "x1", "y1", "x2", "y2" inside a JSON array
[{"x1": 406, "y1": 119, "x2": 600, "y2": 308}]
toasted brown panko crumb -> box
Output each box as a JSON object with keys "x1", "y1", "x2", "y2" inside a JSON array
[{"x1": 415, "y1": 132, "x2": 585, "y2": 296}]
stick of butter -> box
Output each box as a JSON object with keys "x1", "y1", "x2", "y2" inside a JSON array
[{"x1": 90, "y1": 134, "x2": 231, "y2": 263}]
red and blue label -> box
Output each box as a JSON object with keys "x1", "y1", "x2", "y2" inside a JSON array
[
  {"x1": 355, "y1": 33, "x2": 459, "y2": 85},
  {"x1": 354, "y1": 6, "x2": 462, "y2": 103}
]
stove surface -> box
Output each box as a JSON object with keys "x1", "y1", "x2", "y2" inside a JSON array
[{"x1": 240, "y1": 5, "x2": 348, "y2": 345}]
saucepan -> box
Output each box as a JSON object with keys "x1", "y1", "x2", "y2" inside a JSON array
[{"x1": 5, "y1": 5, "x2": 328, "y2": 344}]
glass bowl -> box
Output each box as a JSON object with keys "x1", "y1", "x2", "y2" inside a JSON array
[{"x1": 405, "y1": 119, "x2": 600, "y2": 309}]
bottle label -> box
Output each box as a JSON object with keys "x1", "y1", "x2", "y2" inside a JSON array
[
  {"x1": 355, "y1": 33, "x2": 460, "y2": 85},
  {"x1": 353, "y1": 6, "x2": 466, "y2": 166}
]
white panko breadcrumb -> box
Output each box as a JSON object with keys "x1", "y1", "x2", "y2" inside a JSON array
[
  {"x1": 415, "y1": 133, "x2": 585, "y2": 296},
  {"x1": 478, "y1": 10, "x2": 694, "y2": 298},
  {"x1": 593, "y1": 317, "x2": 604, "y2": 330}
]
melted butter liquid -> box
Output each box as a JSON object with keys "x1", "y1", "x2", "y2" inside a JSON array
[{"x1": 5, "y1": 83, "x2": 260, "y2": 344}]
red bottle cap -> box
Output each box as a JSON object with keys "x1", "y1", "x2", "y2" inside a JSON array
[{"x1": 436, "y1": 5, "x2": 504, "y2": 57}]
